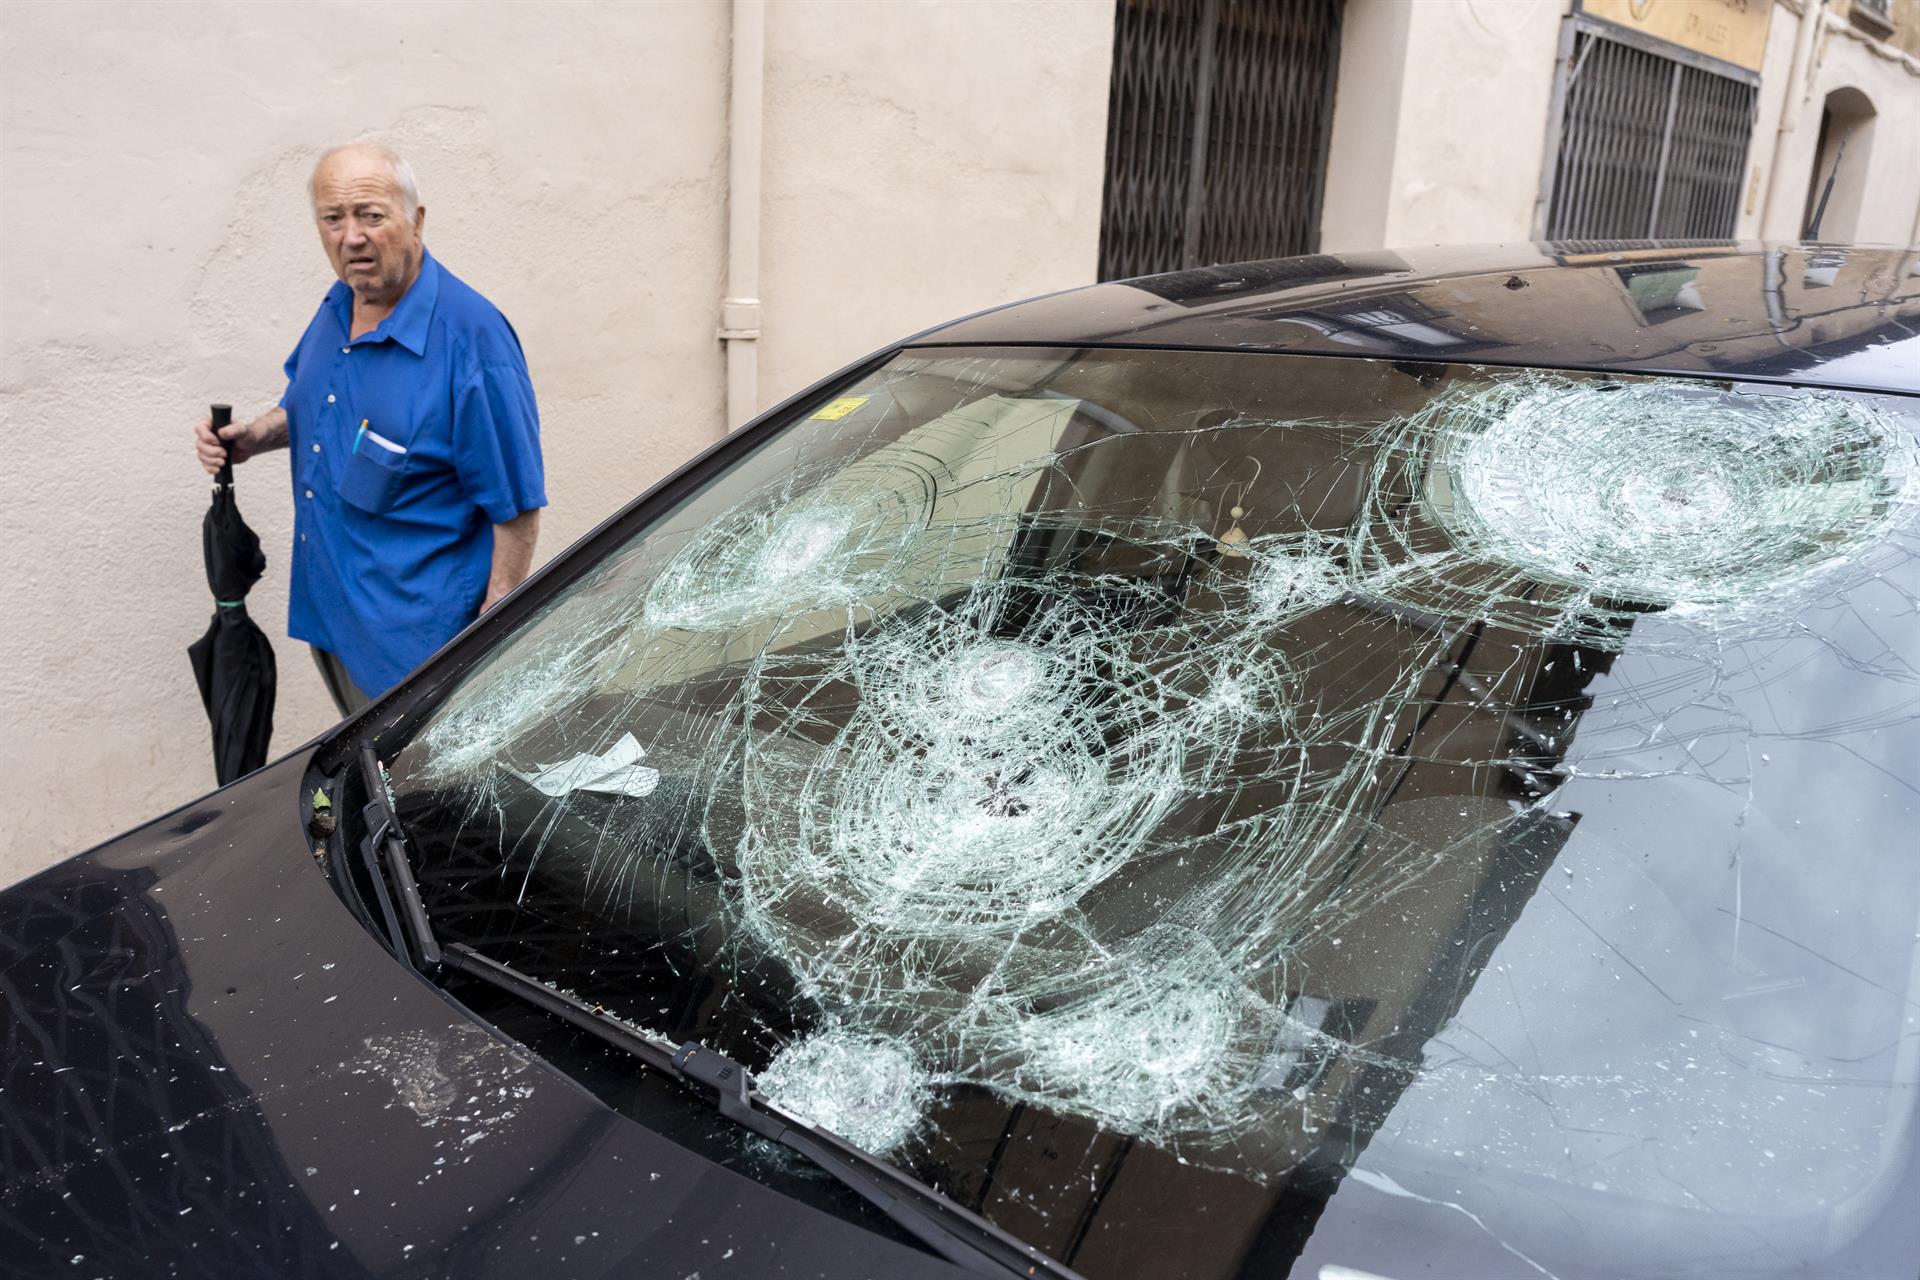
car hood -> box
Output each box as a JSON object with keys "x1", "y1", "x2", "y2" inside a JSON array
[{"x1": 0, "y1": 750, "x2": 971, "y2": 1279}]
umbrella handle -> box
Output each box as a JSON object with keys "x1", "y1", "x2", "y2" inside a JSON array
[{"x1": 211, "y1": 403, "x2": 234, "y2": 487}]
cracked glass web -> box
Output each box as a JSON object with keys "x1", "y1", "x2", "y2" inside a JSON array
[{"x1": 387, "y1": 348, "x2": 1920, "y2": 1280}]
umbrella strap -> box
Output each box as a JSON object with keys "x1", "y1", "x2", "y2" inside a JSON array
[{"x1": 216, "y1": 599, "x2": 245, "y2": 609}]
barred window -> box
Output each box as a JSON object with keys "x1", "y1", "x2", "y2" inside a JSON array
[
  {"x1": 1099, "y1": 0, "x2": 1343, "y2": 281},
  {"x1": 1543, "y1": 22, "x2": 1757, "y2": 242}
]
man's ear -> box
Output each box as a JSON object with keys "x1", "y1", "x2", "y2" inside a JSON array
[{"x1": 414, "y1": 205, "x2": 427, "y2": 237}]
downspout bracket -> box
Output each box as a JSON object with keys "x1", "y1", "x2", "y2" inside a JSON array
[{"x1": 719, "y1": 298, "x2": 763, "y2": 341}]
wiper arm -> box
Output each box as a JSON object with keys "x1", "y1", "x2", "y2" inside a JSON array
[
  {"x1": 357, "y1": 742, "x2": 441, "y2": 971},
  {"x1": 351, "y1": 745, "x2": 1072, "y2": 1280},
  {"x1": 437, "y1": 942, "x2": 1072, "y2": 1279}
]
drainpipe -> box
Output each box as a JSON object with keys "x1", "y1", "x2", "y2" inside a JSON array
[
  {"x1": 1759, "y1": 0, "x2": 1825, "y2": 239},
  {"x1": 720, "y1": 0, "x2": 765, "y2": 435}
]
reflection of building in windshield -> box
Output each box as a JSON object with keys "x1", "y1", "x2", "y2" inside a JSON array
[
  {"x1": 1614, "y1": 263, "x2": 1706, "y2": 322},
  {"x1": 1799, "y1": 247, "x2": 1848, "y2": 288},
  {"x1": 1122, "y1": 254, "x2": 1411, "y2": 307},
  {"x1": 1260, "y1": 295, "x2": 1497, "y2": 353}
]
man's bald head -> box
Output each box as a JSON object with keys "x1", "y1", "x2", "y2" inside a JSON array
[{"x1": 310, "y1": 143, "x2": 420, "y2": 218}]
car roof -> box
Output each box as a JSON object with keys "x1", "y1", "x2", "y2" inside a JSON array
[{"x1": 911, "y1": 242, "x2": 1920, "y2": 397}]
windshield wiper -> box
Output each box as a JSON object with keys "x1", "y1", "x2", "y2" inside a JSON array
[
  {"x1": 437, "y1": 944, "x2": 1075, "y2": 1278},
  {"x1": 357, "y1": 743, "x2": 441, "y2": 971},
  {"x1": 351, "y1": 744, "x2": 1075, "y2": 1280}
]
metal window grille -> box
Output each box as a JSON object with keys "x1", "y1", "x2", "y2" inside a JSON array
[
  {"x1": 1542, "y1": 23, "x2": 1757, "y2": 242},
  {"x1": 1099, "y1": 0, "x2": 1343, "y2": 282}
]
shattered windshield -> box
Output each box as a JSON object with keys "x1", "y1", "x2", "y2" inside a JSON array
[{"x1": 385, "y1": 347, "x2": 1920, "y2": 1279}]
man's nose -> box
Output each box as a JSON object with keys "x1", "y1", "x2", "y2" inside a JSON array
[{"x1": 343, "y1": 221, "x2": 370, "y2": 245}]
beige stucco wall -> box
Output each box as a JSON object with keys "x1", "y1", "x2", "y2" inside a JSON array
[
  {"x1": 758, "y1": 1, "x2": 1113, "y2": 407},
  {"x1": 1319, "y1": 0, "x2": 1411, "y2": 251},
  {"x1": 0, "y1": 0, "x2": 1110, "y2": 886},
  {"x1": 1322, "y1": 0, "x2": 1567, "y2": 250},
  {"x1": 1738, "y1": 1, "x2": 1807, "y2": 238}
]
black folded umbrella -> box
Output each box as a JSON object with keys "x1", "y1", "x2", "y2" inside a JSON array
[{"x1": 189, "y1": 403, "x2": 277, "y2": 786}]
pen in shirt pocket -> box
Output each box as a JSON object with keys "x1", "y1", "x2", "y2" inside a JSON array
[{"x1": 353, "y1": 419, "x2": 407, "y2": 455}]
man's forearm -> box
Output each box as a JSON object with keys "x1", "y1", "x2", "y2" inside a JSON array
[
  {"x1": 249, "y1": 407, "x2": 290, "y2": 455},
  {"x1": 482, "y1": 508, "x2": 541, "y2": 611}
]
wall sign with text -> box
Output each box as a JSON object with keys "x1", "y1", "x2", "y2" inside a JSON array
[{"x1": 1579, "y1": 0, "x2": 1774, "y2": 72}]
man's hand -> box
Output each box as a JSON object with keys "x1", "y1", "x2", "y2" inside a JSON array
[
  {"x1": 481, "y1": 508, "x2": 542, "y2": 613},
  {"x1": 194, "y1": 407, "x2": 289, "y2": 476}
]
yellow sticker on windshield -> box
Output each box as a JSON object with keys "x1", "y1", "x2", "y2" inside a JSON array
[{"x1": 811, "y1": 396, "x2": 870, "y2": 421}]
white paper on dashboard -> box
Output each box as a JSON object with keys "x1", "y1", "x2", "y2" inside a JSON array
[{"x1": 512, "y1": 732, "x2": 661, "y2": 798}]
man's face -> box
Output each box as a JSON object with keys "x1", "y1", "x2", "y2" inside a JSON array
[{"x1": 310, "y1": 150, "x2": 425, "y2": 307}]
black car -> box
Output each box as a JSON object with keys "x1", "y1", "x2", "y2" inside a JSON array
[{"x1": 6, "y1": 243, "x2": 1920, "y2": 1280}]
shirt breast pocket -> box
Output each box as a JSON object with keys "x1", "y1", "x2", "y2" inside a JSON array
[{"x1": 338, "y1": 433, "x2": 409, "y2": 514}]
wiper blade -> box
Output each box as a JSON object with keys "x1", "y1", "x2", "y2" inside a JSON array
[
  {"x1": 357, "y1": 742, "x2": 441, "y2": 971},
  {"x1": 350, "y1": 744, "x2": 1072, "y2": 1279},
  {"x1": 438, "y1": 941, "x2": 1073, "y2": 1279}
]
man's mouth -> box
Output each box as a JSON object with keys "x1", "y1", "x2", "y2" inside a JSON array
[{"x1": 346, "y1": 258, "x2": 378, "y2": 270}]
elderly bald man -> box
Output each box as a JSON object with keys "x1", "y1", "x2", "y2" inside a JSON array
[{"x1": 193, "y1": 143, "x2": 545, "y2": 715}]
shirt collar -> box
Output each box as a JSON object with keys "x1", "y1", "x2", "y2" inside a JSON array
[{"x1": 328, "y1": 248, "x2": 441, "y2": 356}]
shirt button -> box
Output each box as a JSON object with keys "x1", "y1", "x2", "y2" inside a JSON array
[
  {"x1": 305, "y1": 489, "x2": 314, "y2": 499},
  {"x1": 300, "y1": 533, "x2": 307, "y2": 543},
  {"x1": 311, "y1": 443, "x2": 322, "y2": 453},
  {"x1": 326, "y1": 394, "x2": 336, "y2": 404},
  {"x1": 341, "y1": 346, "x2": 351, "y2": 354}
]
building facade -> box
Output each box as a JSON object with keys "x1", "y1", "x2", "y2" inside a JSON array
[
  {"x1": 1107, "y1": 0, "x2": 1920, "y2": 269},
  {"x1": 2, "y1": 0, "x2": 1917, "y2": 881}
]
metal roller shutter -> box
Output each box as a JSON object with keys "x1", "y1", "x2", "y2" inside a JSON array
[{"x1": 1100, "y1": 0, "x2": 1344, "y2": 281}]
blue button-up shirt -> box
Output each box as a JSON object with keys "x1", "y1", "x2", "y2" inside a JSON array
[{"x1": 280, "y1": 250, "x2": 545, "y2": 696}]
